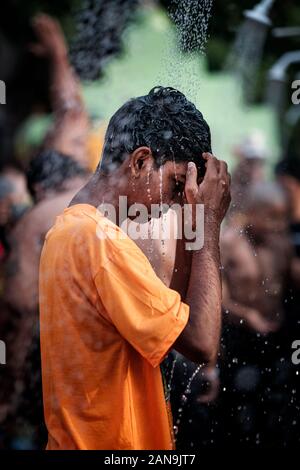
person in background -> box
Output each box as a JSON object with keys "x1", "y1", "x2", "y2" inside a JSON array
[
  {"x1": 0, "y1": 169, "x2": 31, "y2": 258},
  {"x1": 29, "y1": 14, "x2": 90, "y2": 170},
  {"x1": 276, "y1": 155, "x2": 300, "y2": 294},
  {"x1": 3, "y1": 13, "x2": 92, "y2": 322},
  {"x1": 222, "y1": 181, "x2": 290, "y2": 334},
  {"x1": 229, "y1": 131, "x2": 267, "y2": 224},
  {"x1": 0, "y1": 177, "x2": 16, "y2": 258},
  {"x1": 163, "y1": 180, "x2": 291, "y2": 449},
  {"x1": 275, "y1": 154, "x2": 300, "y2": 446},
  {"x1": 219, "y1": 180, "x2": 295, "y2": 447},
  {"x1": 0, "y1": 13, "x2": 91, "y2": 449}
]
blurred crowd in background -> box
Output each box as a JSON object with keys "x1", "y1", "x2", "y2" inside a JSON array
[{"x1": 0, "y1": 0, "x2": 300, "y2": 449}]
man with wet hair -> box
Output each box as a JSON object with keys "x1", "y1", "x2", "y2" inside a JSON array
[
  {"x1": 99, "y1": 86, "x2": 211, "y2": 177},
  {"x1": 39, "y1": 86, "x2": 231, "y2": 450}
]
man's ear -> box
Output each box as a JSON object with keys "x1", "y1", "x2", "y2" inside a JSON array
[{"x1": 130, "y1": 147, "x2": 152, "y2": 177}]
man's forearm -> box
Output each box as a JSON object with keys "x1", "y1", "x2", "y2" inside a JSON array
[
  {"x1": 184, "y1": 220, "x2": 222, "y2": 364},
  {"x1": 173, "y1": 156, "x2": 230, "y2": 364},
  {"x1": 169, "y1": 236, "x2": 192, "y2": 299},
  {"x1": 50, "y1": 51, "x2": 83, "y2": 113},
  {"x1": 44, "y1": 50, "x2": 90, "y2": 164}
]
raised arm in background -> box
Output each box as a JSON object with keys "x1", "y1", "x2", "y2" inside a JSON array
[{"x1": 31, "y1": 14, "x2": 90, "y2": 168}]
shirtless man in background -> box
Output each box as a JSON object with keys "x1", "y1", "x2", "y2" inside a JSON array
[
  {"x1": 221, "y1": 181, "x2": 291, "y2": 334},
  {"x1": 0, "y1": 15, "x2": 89, "y2": 449}
]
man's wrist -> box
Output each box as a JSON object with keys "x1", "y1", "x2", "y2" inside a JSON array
[{"x1": 204, "y1": 215, "x2": 221, "y2": 243}]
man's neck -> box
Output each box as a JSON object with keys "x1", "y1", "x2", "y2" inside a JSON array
[{"x1": 69, "y1": 173, "x2": 125, "y2": 224}]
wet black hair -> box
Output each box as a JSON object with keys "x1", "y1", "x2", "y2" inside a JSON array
[
  {"x1": 98, "y1": 86, "x2": 211, "y2": 176},
  {"x1": 275, "y1": 154, "x2": 300, "y2": 183},
  {"x1": 27, "y1": 149, "x2": 88, "y2": 199}
]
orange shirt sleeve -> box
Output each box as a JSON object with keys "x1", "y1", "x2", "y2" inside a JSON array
[{"x1": 94, "y1": 245, "x2": 189, "y2": 368}]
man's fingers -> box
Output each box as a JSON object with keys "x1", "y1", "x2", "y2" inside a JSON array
[
  {"x1": 185, "y1": 162, "x2": 198, "y2": 201},
  {"x1": 219, "y1": 160, "x2": 231, "y2": 188},
  {"x1": 202, "y1": 153, "x2": 219, "y2": 180},
  {"x1": 204, "y1": 155, "x2": 230, "y2": 186},
  {"x1": 219, "y1": 160, "x2": 228, "y2": 178},
  {"x1": 202, "y1": 152, "x2": 212, "y2": 161}
]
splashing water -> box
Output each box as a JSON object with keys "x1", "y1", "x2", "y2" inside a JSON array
[
  {"x1": 146, "y1": 170, "x2": 154, "y2": 260},
  {"x1": 159, "y1": 165, "x2": 163, "y2": 212},
  {"x1": 158, "y1": 165, "x2": 167, "y2": 281},
  {"x1": 147, "y1": 221, "x2": 154, "y2": 260},
  {"x1": 158, "y1": 0, "x2": 213, "y2": 101},
  {"x1": 167, "y1": 352, "x2": 179, "y2": 394},
  {"x1": 173, "y1": 363, "x2": 204, "y2": 437},
  {"x1": 169, "y1": 0, "x2": 213, "y2": 54}
]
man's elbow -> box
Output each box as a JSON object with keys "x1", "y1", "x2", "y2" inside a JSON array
[{"x1": 174, "y1": 337, "x2": 218, "y2": 365}]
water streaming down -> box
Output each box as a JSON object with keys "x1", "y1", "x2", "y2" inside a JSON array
[
  {"x1": 146, "y1": 170, "x2": 152, "y2": 203},
  {"x1": 167, "y1": 351, "x2": 179, "y2": 394},
  {"x1": 159, "y1": 0, "x2": 213, "y2": 101},
  {"x1": 146, "y1": 170, "x2": 154, "y2": 258},
  {"x1": 169, "y1": 0, "x2": 213, "y2": 55},
  {"x1": 158, "y1": 165, "x2": 167, "y2": 282},
  {"x1": 173, "y1": 363, "x2": 205, "y2": 436},
  {"x1": 159, "y1": 165, "x2": 163, "y2": 211}
]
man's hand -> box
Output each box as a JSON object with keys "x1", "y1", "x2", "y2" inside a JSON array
[
  {"x1": 30, "y1": 14, "x2": 67, "y2": 61},
  {"x1": 184, "y1": 153, "x2": 231, "y2": 230}
]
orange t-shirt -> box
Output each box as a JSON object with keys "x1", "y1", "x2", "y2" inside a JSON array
[{"x1": 39, "y1": 204, "x2": 189, "y2": 450}]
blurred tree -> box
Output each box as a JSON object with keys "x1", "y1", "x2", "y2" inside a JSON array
[{"x1": 70, "y1": 0, "x2": 140, "y2": 81}]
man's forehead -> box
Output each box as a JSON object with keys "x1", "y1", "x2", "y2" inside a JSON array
[{"x1": 166, "y1": 161, "x2": 188, "y2": 177}]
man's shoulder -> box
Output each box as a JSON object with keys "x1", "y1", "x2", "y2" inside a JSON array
[
  {"x1": 45, "y1": 204, "x2": 98, "y2": 241},
  {"x1": 45, "y1": 204, "x2": 139, "y2": 258}
]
